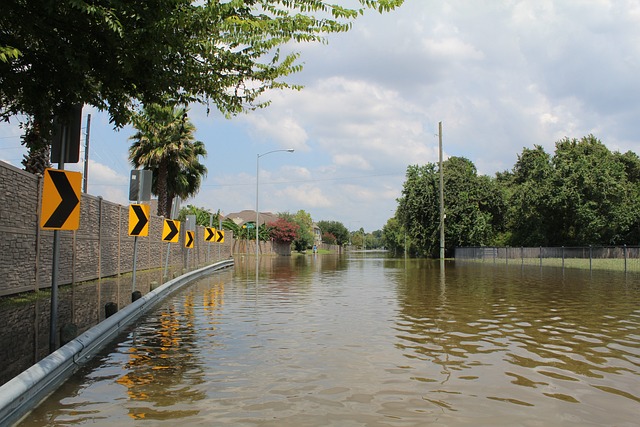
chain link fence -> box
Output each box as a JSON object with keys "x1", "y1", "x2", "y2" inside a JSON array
[{"x1": 455, "y1": 246, "x2": 640, "y2": 273}]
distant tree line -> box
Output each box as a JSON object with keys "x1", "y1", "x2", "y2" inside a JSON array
[
  {"x1": 384, "y1": 135, "x2": 640, "y2": 257},
  {"x1": 174, "y1": 206, "x2": 377, "y2": 254}
]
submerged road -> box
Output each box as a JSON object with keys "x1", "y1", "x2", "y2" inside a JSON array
[{"x1": 18, "y1": 254, "x2": 640, "y2": 426}]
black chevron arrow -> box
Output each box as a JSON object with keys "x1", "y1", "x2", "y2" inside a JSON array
[
  {"x1": 215, "y1": 230, "x2": 224, "y2": 243},
  {"x1": 186, "y1": 231, "x2": 194, "y2": 247},
  {"x1": 205, "y1": 227, "x2": 214, "y2": 241},
  {"x1": 44, "y1": 170, "x2": 80, "y2": 228},
  {"x1": 164, "y1": 220, "x2": 179, "y2": 241},
  {"x1": 130, "y1": 205, "x2": 149, "y2": 235}
]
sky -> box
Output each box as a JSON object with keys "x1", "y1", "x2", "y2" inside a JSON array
[{"x1": 1, "y1": 1, "x2": 639, "y2": 232}]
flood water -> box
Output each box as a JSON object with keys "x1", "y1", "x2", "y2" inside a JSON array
[{"x1": 19, "y1": 254, "x2": 640, "y2": 426}]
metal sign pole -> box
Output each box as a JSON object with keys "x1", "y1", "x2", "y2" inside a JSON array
[
  {"x1": 132, "y1": 235, "x2": 138, "y2": 293},
  {"x1": 49, "y1": 126, "x2": 67, "y2": 353},
  {"x1": 163, "y1": 198, "x2": 179, "y2": 279},
  {"x1": 131, "y1": 171, "x2": 146, "y2": 296},
  {"x1": 163, "y1": 241, "x2": 171, "y2": 280},
  {"x1": 208, "y1": 213, "x2": 213, "y2": 263},
  {"x1": 186, "y1": 214, "x2": 195, "y2": 271},
  {"x1": 218, "y1": 212, "x2": 222, "y2": 260},
  {"x1": 186, "y1": 241, "x2": 190, "y2": 271}
]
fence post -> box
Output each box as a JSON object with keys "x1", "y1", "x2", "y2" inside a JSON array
[
  {"x1": 506, "y1": 246, "x2": 509, "y2": 266},
  {"x1": 624, "y1": 244, "x2": 627, "y2": 273},
  {"x1": 35, "y1": 173, "x2": 43, "y2": 292},
  {"x1": 539, "y1": 246, "x2": 542, "y2": 268},
  {"x1": 562, "y1": 246, "x2": 565, "y2": 270},
  {"x1": 589, "y1": 245, "x2": 592, "y2": 272}
]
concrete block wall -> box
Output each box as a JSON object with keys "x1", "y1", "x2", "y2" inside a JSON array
[
  {"x1": 0, "y1": 163, "x2": 40, "y2": 295},
  {"x1": 0, "y1": 160, "x2": 235, "y2": 297}
]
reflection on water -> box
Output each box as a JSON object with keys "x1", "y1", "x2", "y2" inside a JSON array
[
  {"x1": 0, "y1": 266, "x2": 190, "y2": 387},
  {"x1": 21, "y1": 256, "x2": 640, "y2": 426}
]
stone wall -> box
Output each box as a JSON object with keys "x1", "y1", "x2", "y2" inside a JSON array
[{"x1": 0, "y1": 160, "x2": 235, "y2": 297}]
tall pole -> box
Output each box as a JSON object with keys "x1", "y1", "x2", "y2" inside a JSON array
[
  {"x1": 50, "y1": 125, "x2": 67, "y2": 354},
  {"x1": 132, "y1": 171, "x2": 145, "y2": 295},
  {"x1": 218, "y1": 211, "x2": 222, "y2": 260},
  {"x1": 82, "y1": 114, "x2": 91, "y2": 193},
  {"x1": 439, "y1": 121, "x2": 445, "y2": 261},
  {"x1": 256, "y1": 149, "x2": 294, "y2": 272},
  {"x1": 208, "y1": 212, "x2": 213, "y2": 263},
  {"x1": 256, "y1": 153, "x2": 260, "y2": 268}
]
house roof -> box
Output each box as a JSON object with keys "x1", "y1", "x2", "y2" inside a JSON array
[{"x1": 225, "y1": 210, "x2": 279, "y2": 226}]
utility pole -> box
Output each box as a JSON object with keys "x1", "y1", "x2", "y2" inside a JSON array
[
  {"x1": 439, "y1": 121, "x2": 445, "y2": 260},
  {"x1": 82, "y1": 114, "x2": 91, "y2": 193}
]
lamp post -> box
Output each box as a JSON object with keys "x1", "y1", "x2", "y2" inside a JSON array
[
  {"x1": 256, "y1": 149, "x2": 294, "y2": 266},
  {"x1": 438, "y1": 121, "x2": 444, "y2": 261}
]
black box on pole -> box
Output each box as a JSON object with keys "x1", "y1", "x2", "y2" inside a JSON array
[{"x1": 51, "y1": 104, "x2": 83, "y2": 164}]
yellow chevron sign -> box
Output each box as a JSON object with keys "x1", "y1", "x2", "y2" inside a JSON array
[
  {"x1": 128, "y1": 204, "x2": 149, "y2": 236},
  {"x1": 205, "y1": 227, "x2": 215, "y2": 242},
  {"x1": 162, "y1": 219, "x2": 180, "y2": 242},
  {"x1": 40, "y1": 168, "x2": 82, "y2": 230},
  {"x1": 185, "y1": 230, "x2": 194, "y2": 248}
]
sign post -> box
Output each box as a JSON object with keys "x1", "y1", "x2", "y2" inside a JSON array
[
  {"x1": 207, "y1": 213, "x2": 213, "y2": 263},
  {"x1": 44, "y1": 106, "x2": 83, "y2": 353},
  {"x1": 185, "y1": 215, "x2": 196, "y2": 270},
  {"x1": 218, "y1": 211, "x2": 222, "y2": 260},
  {"x1": 163, "y1": 198, "x2": 180, "y2": 280},
  {"x1": 129, "y1": 170, "x2": 152, "y2": 297}
]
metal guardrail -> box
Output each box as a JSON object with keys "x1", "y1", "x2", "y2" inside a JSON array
[
  {"x1": 455, "y1": 246, "x2": 640, "y2": 273},
  {"x1": 0, "y1": 259, "x2": 234, "y2": 427}
]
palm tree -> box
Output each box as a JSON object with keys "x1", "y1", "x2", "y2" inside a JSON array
[
  {"x1": 128, "y1": 104, "x2": 206, "y2": 217},
  {"x1": 166, "y1": 139, "x2": 207, "y2": 216}
]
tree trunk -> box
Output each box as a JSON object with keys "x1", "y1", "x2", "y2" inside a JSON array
[
  {"x1": 167, "y1": 194, "x2": 175, "y2": 218},
  {"x1": 157, "y1": 160, "x2": 169, "y2": 217},
  {"x1": 21, "y1": 118, "x2": 52, "y2": 174}
]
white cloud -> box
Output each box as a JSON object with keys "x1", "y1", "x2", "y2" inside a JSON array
[
  {"x1": 281, "y1": 165, "x2": 312, "y2": 180},
  {"x1": 281, "y1": 185, "x2": 332, "y2": 208},
  {"x1": 90, "y1": 165, "x2": 128, "y2": 202},
  {"x1": 333, "y1": 153, "x2": 371, "y2": 170},
  {"x1": 421, "y1": 37, "x2": 484, "y2": 61},
  {"x1": 243, "y1": 113, "x2": 310, "y2": 151}
]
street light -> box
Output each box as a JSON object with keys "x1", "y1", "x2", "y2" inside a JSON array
[
  {"x1": 256, "y1": 149, "x2": 294, "y2": 265},
  {"x1": 438, "y1": 121, "x2": 444, "y2": 261}
]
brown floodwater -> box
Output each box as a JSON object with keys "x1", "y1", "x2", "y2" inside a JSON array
[{"x1": 18, "y1": 254, "x2": 640, "y2": 426}]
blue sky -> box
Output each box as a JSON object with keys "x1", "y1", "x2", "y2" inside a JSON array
[{"x1": 1, "y1": 1, "x2": 639, "y2": 232}]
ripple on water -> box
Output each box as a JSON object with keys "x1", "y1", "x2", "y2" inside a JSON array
[{"x1": 17, "y1": 260, "x2": 640, "y2": 427}]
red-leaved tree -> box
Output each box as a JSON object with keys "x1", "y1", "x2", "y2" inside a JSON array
[
  {"x1": 268, "y1": 218, "x2": 299, "y2": 243},
  {"x1": 322, "y1": 232, "x2": 337, "y2": 245}
]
